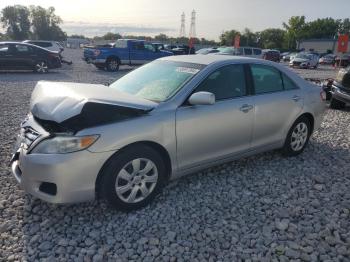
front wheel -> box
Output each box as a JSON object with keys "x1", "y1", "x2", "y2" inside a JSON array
[
  {"x1": 282, "y1": 117, "x2": 311, "y2": 157},
  {"x1": 34, "y1": 61, "x2": 49, "y2": 73},
  {"x1": 99, "y1": 145, "x2": 166, "y2": 211},
  {"x1": 106, "y1": 58, "x2": 119, "y2": 72}
]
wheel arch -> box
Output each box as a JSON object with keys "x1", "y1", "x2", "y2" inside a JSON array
[
  {"x1": 95, "y1": 141, "x2": 172, "y2": 198},
  {"x1": 297, "y1": 112, "x2": 315, "y2": 134},
  {"x1": 106, "y1": 55, "x2": 120, "y2": 63}
]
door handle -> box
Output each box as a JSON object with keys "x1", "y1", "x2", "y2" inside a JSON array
[
  {"x1": 292, "y1": 95, "x2": 301, "y2": 102},
  {"x1": 240, "y1": 104, "x2": 254, "y2": 113}
]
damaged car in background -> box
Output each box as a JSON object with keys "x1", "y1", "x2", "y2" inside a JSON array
[{"x1": 10, "y1": 55, "x2": 326, "y2": 211}]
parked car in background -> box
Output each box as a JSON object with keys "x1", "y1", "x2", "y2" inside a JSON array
[
  {"x1": 290, "y1": 53, "x2": 319, "y2": 69},
  {"x1": 262, "y1": 49, "x2": 280, "y2": 62},
  {"x1": 283, "y1": 52, "x2": 297, "y2": 62},
  {"x1": 152, "y1": 42, "x2": 165, "y2": 51},
  {"x1": 83, "y1": 39, "x2": 173, "y2": 71},
  {"x1": 11, "y1": 55, "x2": 326, "y2": 210},
  {"x1": 328, "y1": 67, "x2": 350, "y2": 109},
  {"x1": 334, "y1": 54, "x2": 350, "y2": 67},
  {"x1": 319, "y1": 54, "x2": 336, "y2": 65},
  {"x1": 216, "y1": 46, "x2": 263, "y2": 58},
  {"x1": 0, "y1": 42, "x2": 61, "y2": 73},
  {"x1": 23, "y1": 40, "x2": 64, "y2": 53},
  {"x1": 280, "y1": 52, "x2": 290, "y2": 60},
  {"x1": 164, "y1": 44, "x2": 195, "y2": 55},
  {"x1": 196, "y1": 48, "x2": 219, "y2": 55}
]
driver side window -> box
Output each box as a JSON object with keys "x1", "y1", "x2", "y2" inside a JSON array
[{"x1": 194, "y1": 64, "x2": 247, "y2": 101}]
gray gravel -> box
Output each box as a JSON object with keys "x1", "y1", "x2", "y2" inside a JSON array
[{"x1": 1, "y1": 49, "x2": 350, "y2": 261}]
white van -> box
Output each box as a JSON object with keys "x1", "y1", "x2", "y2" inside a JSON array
[{"x1": 216, "y1": 46, "x2": 263, "y2": 59}]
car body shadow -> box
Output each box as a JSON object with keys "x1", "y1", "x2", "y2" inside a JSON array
[{"x1": 18, "y1": 138, "x2": 350, "y2": 260}]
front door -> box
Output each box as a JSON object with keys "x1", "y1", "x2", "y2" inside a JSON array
[
  {"x1": 176, "y1": 64, "x2": 254, "y2": 170},
  {"x1": 129, "y1": 41, "x2": 147, "y2": 65}
]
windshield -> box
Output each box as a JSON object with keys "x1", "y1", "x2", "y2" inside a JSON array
[
  {"x1": 296, "y1": 53, "x2": 312, "y2": 59},
  {"x1": 109, "y1": 60, "x2": 204, "y2": 102}
]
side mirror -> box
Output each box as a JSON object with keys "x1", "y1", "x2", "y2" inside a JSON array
[{"x1": 188, "y1": 91, "x2": 215, "y2": 106}]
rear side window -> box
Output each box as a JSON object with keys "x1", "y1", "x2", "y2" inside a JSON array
[
  {"x1": 132, "y1": 42, "x2": 145, "y2": 50},
  {"x1": 15, "y1": 44, "x2": 32, "y2": 53},
  {"x1": 244, "y1": 48, "x2": 252, "y2": 55},
  {"x1": 0, "y1": 44, "x2": 9, "y2": 53},
  {"x1": 195, "y1": 64, "x2": 246, "y2": 100},
  {"x1": 282, "y1": 73, "x2": 298, "y2": 90},
  {"x1": 115, "y1": 40, "x2": 128, "y2": 48},
  {"x1": 250, "y1": 64, "x2": 283, "y2": 94},
  {"x1": 253, "y1": 49, "x2": 262, "y2": 55}
]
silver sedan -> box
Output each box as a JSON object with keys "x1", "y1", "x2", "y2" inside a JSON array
[{"x1": 11, "y1": 55, "x2": 326, "y2": 210}]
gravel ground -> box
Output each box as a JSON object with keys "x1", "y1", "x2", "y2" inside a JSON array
[{"x1": 0, "y1": 49, "x2": 349, "y2": 261}]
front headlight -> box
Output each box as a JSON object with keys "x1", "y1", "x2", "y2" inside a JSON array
[{"x1": 31, "y1": 135, "x2": 99, "y2": 154}]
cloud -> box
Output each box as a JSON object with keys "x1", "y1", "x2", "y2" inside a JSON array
[{"x1": 61, "y1": 21, "x2": 176, "y2": 37}]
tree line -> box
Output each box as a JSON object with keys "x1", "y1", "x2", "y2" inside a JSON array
[
  {"x1": 220, "y1": 16, "x2": 350, "y2": 51},
  {"x1": 0, "y1": 5, "x2": 66, "y2": 41},
  {"x1": 1, "y1": 5, "x2": 349, "y2": 51}
]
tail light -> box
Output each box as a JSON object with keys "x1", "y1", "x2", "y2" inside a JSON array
[
  {"x1": 320, "y1": 91, "x2": 327, "y2": 101},
  {"x1": 93, "y1": 49, "x2": 101, "y2": 56}
]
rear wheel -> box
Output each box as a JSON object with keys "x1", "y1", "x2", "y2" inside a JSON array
[
  {"x1": 282, "y1": 117, "x2": 311, "y2": 156},
  {"x1": 330, "y1": 97, "x2": 346, "y2": 109},
  {"x1": 106, "y1": 58, "x2": 119, "y2": 72},
  {"x1": 99, "y1": 145, "x2": 166, "y2": 211},
  {"x1": 34, "y1": 61, "x2": 49, "y2": 73}
]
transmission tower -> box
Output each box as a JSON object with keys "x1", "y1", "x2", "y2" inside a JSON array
[
  {"x1": 189, "y1": 10, "x2": 196, "y2": 38},
  {"x1": 179, "y1": 12, "x2": 186, "y2": 37}
]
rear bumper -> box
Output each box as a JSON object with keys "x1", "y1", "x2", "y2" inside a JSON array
[{"x1": 10, "y1": 148, "x2": 115, "y2": 204}]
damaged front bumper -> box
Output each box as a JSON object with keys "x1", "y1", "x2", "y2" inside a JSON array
[
  {"x1": 10, "y1": 147, "x2": 114, "y2": 204},
  {"x1": 10, "y1": 117, "x2": 116, "y2": 204}
]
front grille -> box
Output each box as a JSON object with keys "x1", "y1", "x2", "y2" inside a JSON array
[
  {"x1": 21, "y1": 127, "x2": 40, "y2": 150},
  {"x1": 293, "y1": 61, "x2": 301, "y2": 66}
]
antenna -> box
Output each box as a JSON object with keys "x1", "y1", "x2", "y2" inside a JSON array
[
  {"x1": 189, "y1": 10, "x2": 196, "y2": 38},
  {"x1": 180, "y1": 12, "x2": 186, "y2": 37}
]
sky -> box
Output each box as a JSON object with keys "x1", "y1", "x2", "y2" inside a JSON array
[{"x1": 0, "y1": 0, "x2": 349, "y2": 40}]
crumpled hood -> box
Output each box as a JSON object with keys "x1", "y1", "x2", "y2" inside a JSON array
[{"x1": 30, "y1": 81, "x2": 157, "y2": 132}]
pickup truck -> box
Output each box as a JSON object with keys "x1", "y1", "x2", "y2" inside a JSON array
[{"x1": 83, "y1": 39, "x2": 173, "y2": 71}]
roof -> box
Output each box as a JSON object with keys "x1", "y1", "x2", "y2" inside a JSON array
[{"x1": 160, "y1": 54, "x2": 257, "y2": 65}]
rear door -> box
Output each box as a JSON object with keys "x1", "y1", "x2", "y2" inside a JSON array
[
  {"x1": 249, "y1": 63, "x2": 303, "y2": 148},
  {"x1": 13, "y1": 44, "x2": 36, "y2": 69},
  {"x1": 0, "y1": 44, "x2": 12, "y2": 69},
  {"x1": 176, "y1": 64, "x2": 254, "y2": 170},
  {"x1": 129, "y1": 41, "x2": 147, "y2": 64}
]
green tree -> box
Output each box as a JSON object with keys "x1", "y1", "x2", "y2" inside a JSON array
[
  {"x1": 303, "y1": 18, "x2": 340, "y2": 39},
  {"x1": 283, "y1": 16, "x2": 306, "y2": 49},
  {"x1": 30, "y1": 6, "x2": 66, "y2": 41},
  {"x1": 240, "y1": 28, "x2": 259, "y2": 47},
  {"x1": 102, "y1": 32, "x2": 122, "y2": 40},
  {"x1": 154, "y1": 33, "x2": 168, "y2": 42},
  {"x1": 339, "y1": 18, "x2": 350, "y2": 34},
  {"x1": 219, "y1": 29, "x2": 240, "y2": 46},
  {"x1": 69, "y1": 34, "x2": 86, "y2": 39},
  {"x1": 259, "y1": 28, "x2": 286, "y2": 49},
  {"x1": 0, "y1": 5, "x2": 30, "y2": 40}
]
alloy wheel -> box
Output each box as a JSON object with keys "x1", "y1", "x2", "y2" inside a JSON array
[
  {"x1": 115, "y1": 158, "x2": 158, "y2": 203},
  {"x1": 290, "y1": 122, "x2": 308, "y2": 151},
  {"x1": 36, "y1": 61, "x2": 48, "y2": 73}
]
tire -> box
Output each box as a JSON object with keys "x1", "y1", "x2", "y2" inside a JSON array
[
  {"x1": 330, "y1": 97, "x2": 346, "y2": 109},
  {"x1": 282, "y1": 116, "x2": 311, "y2": 157},
  {"x1": 99, "y1": 145, "x2": 166, "y2": 211},
  {"x1": 34, "y1": 60, "x2": 49, "y2": 73},
  {"x1": 106, "y1": 57, "x2": 119, "y2": 72}
]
